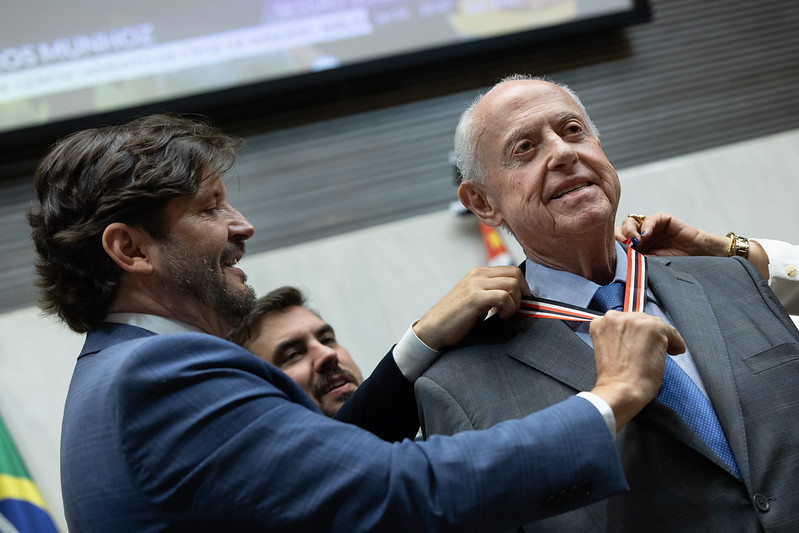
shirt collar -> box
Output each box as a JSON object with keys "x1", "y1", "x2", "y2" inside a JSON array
[
  {"x1": 103, "y1": 313, "x2": 204, "y2": 335},
  {"x1": 524, "y1": 241, "x2": 629, "y2": 309}
]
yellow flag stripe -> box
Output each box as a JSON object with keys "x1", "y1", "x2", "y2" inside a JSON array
[
  {"x1": 0, "y1": 473, "x2": 47, "y2": 509},
  {"x1": 487, "y1": 231, "x2": 503, "y2": 251}
]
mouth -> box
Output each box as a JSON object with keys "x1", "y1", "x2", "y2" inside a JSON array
[
  {"x1": 321, "y1": 375, "x2": 354, "y2": 397},
  {"x1": 220, "y1": 256, "x2": 240, "y2": 268},
  {"x1": 220, "y1": 246, "x2": 244, "y2": 269},
  {"x1": 551, "y1": 181, "x2": 591, "y2": 200},
  {"x1": 219, "y1": 248, "x2": 249, "y2": 284}
]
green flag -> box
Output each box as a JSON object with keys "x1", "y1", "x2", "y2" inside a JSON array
[{"x1": 0, "y1": 415, "x2": 59, "y2": 532}]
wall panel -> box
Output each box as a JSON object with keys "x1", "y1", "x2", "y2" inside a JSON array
[{"x1": 1, "y1": 0, "x2": 798, "y2": 313}]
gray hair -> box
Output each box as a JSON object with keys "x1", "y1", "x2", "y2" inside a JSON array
[{"x1": 453, "y1": 75, "x2": 600, "y2": 185}]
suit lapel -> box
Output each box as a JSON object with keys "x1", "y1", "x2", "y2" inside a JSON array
[
  {"x1": 500, "y1": 306, "x2": 716, "y2": 461},
  {"x1": 510, "y1": 259, "x2": 598, "y2": 391},
  {"x1": 645, "y1": 259, "x2": 748, "y2": 480},
  {"x1": 503, "y1": 316, "x2": 598, "y2": 393},
  {"x1": 510, "y1": 257, "x2": 747, "y2": 481}
]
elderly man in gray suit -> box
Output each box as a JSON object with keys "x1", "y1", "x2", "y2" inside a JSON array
[{"x1": 416, "y1": 75, "x2": 799, "y2": 532}]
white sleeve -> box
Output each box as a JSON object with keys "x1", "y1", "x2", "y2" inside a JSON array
[
  {"x1": 577, "y1": 391, "x2": 616, "y2": 439},
  {"x1": 392, "y1": 323, "x2": 441, "y2": 382},
  {"x1": 752, "y1": 238, "x2": 799, "y2": 315}
]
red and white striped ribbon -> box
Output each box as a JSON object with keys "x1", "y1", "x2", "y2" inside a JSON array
[{"x1": 519, "y1": 244, "x2": 647, "y2": 321}]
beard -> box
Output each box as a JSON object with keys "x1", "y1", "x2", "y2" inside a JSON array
[
  {"x1": 158, "y1": 238, "x2": 256, "y2": 333},
  {"x1": 311, "y1": 366, "x2": 361, "y2": 417},
  {"x1": 319, "y1": 390, "x2": 354, "y2": 418}
]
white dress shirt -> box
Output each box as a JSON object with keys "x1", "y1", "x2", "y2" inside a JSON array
[{"x1": 753, "y1": 238, "x2": 799, "y2": 322}]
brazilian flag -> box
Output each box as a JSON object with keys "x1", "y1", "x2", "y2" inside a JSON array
[{"x1": 0, "y1": 415, "x2": 59, "y2": 532}]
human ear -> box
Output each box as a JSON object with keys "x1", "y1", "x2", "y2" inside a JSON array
[
  {"x1": 458, "y1": 182, "x2": 503, "y2": 227},
  {"x1": 101, "y1": 223, "x2": 155, "y2": 274}
]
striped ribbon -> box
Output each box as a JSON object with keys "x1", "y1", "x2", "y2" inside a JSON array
[
  {"x1": 518, "y1": 245, "x2": 742, "y2": 477},
  {"x1": 519, "y1": 244, "x2": 647, "y2": 320}
]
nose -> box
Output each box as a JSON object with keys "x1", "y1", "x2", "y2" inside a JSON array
[
  {"x1": 226, "y1": 203, "x2": 255, "y2": 242},
  {"x1": 312, "y1": 341, "x2": 340, "y2": 372},
  {"x1": 546, "y1": 135, "x2": 579, "y2": 172}
]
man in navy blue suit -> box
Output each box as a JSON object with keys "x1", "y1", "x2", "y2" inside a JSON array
[{"x1": 29, "y1": 113, "x2": 683, "y2": 532}]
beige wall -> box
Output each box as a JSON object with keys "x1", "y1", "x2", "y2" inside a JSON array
[{"x1": 2, "y1": 129, "x2": 797, "y2": 531}]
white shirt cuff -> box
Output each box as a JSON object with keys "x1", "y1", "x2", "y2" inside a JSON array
[
  {"x1": 577, "y1": 391, "x2": 616, "y2": 439},
  {"x1": 392, "y1": 323, "x2": 441, "y2": 382},
  {"x1": 751, "y1": 238, "x2": 799, "y2": 316},
  {"x1": 752, "y1": 238, "x2": 799, "y2": 283}
]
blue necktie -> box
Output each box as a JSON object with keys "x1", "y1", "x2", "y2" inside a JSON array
[{"x1": 591, "y1": 282, "x2": 742, "y2": 479}]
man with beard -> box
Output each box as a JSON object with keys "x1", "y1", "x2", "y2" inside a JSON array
[{"x1": 31, "y1": 113, "x2": 682, "y2": 532}]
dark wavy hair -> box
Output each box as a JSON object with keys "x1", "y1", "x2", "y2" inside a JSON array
[
  {"x1": 28, "y1": 114, "x2": 244, "y2": 333},
  {"x1": 227, "y1": 286, "x2": 306, "y2": 347}
]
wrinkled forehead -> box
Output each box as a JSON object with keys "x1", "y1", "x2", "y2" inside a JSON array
[{"x1": 477, "y1": 80, "x2": 581, "y2": 137}]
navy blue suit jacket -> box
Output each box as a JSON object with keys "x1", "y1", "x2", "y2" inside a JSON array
[
  {"x1": 333, "y1": 348, "x2": 419, "y2": 441},
  {"x1": 60, "y1": 322, "x2": 628, "y2": 532}
]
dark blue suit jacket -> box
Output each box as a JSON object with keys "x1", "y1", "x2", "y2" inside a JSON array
[
  {"x1": 333, "y1": 347, "x2": 419, "y2": 442},
  {"x1": 60, "y1": 322, "x2": 628, "y2": 532}
]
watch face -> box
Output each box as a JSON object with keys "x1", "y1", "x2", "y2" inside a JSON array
[
  {"x1": 725, "y1": 233, "x2": 749, "y2": 258},
  {"x1": 735, "y1": 236, "x2": 750, "y2": 258}
]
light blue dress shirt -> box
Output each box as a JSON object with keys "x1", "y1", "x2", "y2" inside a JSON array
[{"x1": 524, "y1": 241, "x2": 710, "y2": 399}]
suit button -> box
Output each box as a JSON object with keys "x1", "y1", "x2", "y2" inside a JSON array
[
  {"x1": 753, "y1": 493, "x2": 770, "y2": 512},
  {"x1": 570, "y1": 481, "x2": 592, "y2": 497}
]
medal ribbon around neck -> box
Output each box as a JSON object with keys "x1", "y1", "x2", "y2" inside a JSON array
[{"x1": 519, "y1": 244, "x2": 647, "y2": 321}]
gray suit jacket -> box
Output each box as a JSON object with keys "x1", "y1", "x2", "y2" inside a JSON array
[{"x1": 417, "y1": 256, "x2": 799, "y2": 533}]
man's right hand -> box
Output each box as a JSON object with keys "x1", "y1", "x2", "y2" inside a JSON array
[
  {"x1": 589, "y1": 311, "x2": 685, "y2": 432},
  {"x1": 413, "y1": 266, "x2": 529, "y2": 351}
]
